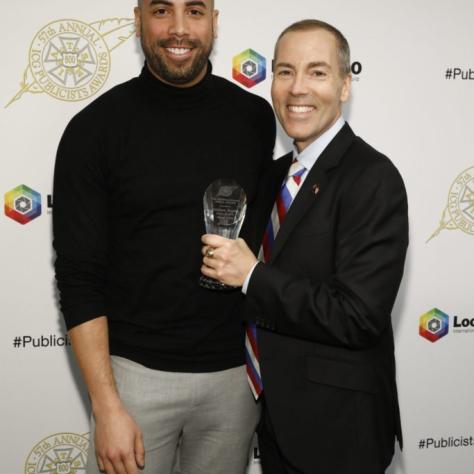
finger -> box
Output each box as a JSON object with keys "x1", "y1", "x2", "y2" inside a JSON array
[
  {"x1": 201, "y1": 234, "x2": 228, "y2": 246},
  {"x1": 236, "y1": 237, "x2": 249, "y2": 249},
  {"x1": 111, "y1": 458, "x2": 127, "y2": 474},
  {"x1": 202, "y1": 255, "x2": 221, "y2": 269},
  {"x1": 123, "y1": 453, "x2": 139, "y2": 474},
  {"x1": 102, "y1": 458, "x2": 117, "y2": 474},
  {"x1": 201, "y1": 264, "x2": 217, "y2": 278},
  {"x1": 135, "y1": 432, "x2": 145, "y2": 468},
  {"x1": 97, "y1": 455, "x2": 105, "y2": 472}
]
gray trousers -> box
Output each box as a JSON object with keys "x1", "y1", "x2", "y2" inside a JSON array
[{"x1": 87, "y1": 356, "x2": 260, "y2": 474}]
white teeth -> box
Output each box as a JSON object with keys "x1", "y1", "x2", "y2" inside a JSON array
[
  {"x1": 288, "y1": 105, "x2": 314, "y2": 113},
  {"x1": 167, "y1": 48, "x2": 190, "y2": 55}
]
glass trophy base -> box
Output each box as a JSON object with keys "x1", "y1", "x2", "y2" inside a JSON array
[{"x1": 199, "y1": 275, "x2": 238, "y2": 291}]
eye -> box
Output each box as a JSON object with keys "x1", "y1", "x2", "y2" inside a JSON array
[
  {"x1": 276, "y1": 69, "x2": 293, "y2": 77},
  {"x1": 310, "y1": 69, "x2": 326, "y2": 78},
  {"x1": 188, "y1": 8, "x2": 205, "y2": 16},
  {"x1": 153, "y1": 8, "x2": 168, "y2": 16}
]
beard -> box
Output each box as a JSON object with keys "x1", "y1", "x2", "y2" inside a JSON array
[{"x1": 141, "y1": 35, "x2": 214, "y2": 86}]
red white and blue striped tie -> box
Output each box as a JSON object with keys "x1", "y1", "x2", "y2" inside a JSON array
[{"x1": 245, "y1": 158, "x2": 306, "y2": 399}]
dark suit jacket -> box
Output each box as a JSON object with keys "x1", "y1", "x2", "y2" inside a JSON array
[{"x1": 245, "y1": 123, "x2": 408, "y2": 474}]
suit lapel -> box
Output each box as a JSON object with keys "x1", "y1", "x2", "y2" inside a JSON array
[{"x1": 270, "y1": 123, "x2": 356, "y2": 261}]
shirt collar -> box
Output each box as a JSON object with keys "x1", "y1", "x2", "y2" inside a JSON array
[
  {"x1": 293, "y1": 116, "x2": 345, "y2": 171},
  {"x1": 139, "y1": 60, "x2": 214, "y2": 108}
]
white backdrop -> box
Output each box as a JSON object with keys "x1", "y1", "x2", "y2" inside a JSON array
[{"x1": 2, "y1": 1, "x2": 474, "y2": 473}]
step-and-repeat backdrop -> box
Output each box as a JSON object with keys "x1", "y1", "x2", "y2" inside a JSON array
[{"x1": 2, "y1": 1, "x2": 473, "y2": 473}]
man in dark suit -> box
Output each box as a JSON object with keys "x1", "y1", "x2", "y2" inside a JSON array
[{"x1": 201, "y1": 19, "x2": 408, "y2": 474}]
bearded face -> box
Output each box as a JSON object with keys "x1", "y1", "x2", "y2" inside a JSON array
[{"x1": 136, "y1": 1, "x2": 218, "y2": 87}]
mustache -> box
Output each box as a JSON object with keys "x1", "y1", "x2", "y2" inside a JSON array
[{"x1": 157, "y1": 38, "x2": 201, "y2": 48}]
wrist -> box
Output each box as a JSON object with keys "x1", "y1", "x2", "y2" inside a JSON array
[{"x1": 90, "y1": 392, "x2": 123, "y2": 416}]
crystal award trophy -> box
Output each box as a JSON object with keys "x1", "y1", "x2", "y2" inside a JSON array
[{"x1": 199, "y1": 179, "x2": 247, "y2": 290}]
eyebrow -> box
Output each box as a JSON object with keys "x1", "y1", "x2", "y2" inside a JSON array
[
  {"x1": 274, "y1": 61, "x2": 331, "y2": 70},
  {"x1": 273, "y1": 62, "x2": 294, "y2": 70},
  {"x1": 149, "y1": 0, "x2": 208, "y2": 7},
  {"x1": 307, "y1": 61, "x2": 331, "y2": 69}
]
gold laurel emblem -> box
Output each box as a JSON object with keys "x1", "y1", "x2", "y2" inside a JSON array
[
  {"x1": 427, "y1": 166, "x2": 474, "y2": 242},
  {"x1": 6, "y1": 18, "x2": 135, "y2": 107},
  {"x1": 24, "y1": 432, "x2": 90, "y2": 474}
]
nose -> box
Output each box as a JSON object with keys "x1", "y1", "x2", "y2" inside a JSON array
[
  {"x1": 169, "y1": 10, "x2": 189, "y2": 37},
  {"x1": 289, "y1": 72, "x2": 308, "y2": 96}
]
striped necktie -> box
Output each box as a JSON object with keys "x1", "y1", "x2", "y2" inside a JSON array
[{"x1": 245, "y1": 158, "x2": 306, "y2": 399}]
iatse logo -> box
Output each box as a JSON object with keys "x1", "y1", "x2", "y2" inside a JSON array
[
  {"x1": 25, "y1": 432, "x2": 89, "y2": 474},
  {"x1": 428, "y1": 166, "x2": 474, "y2": 241},
  {"x1": 6, "y1": 17, "x2": 135, "y2": 107}
]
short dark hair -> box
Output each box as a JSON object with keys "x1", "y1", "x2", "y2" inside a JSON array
[{"x1": 274, "y1": 19, "x2": 351, "y2": 77}]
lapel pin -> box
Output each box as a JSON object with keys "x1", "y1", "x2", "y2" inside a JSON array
[{"x1": 312, "y1": 184, "x2": 321, "y2": 196}]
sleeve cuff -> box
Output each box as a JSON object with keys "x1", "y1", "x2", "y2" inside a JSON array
[
  {"x1": 61, "y1": 302, "x2": 107, "y2": 330},
  {"x1": 242, "y1": 261, "x2": 260, "y2": 294}
]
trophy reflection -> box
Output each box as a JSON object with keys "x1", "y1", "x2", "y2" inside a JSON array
[{"x1": 200, "y1": 179, "x2": 247, "y2": 290}]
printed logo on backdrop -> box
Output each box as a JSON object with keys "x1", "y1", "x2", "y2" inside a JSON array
[
  {"x1": 3, "y1": 186, "x2": 53, "y2": 224},
  {"x1": 248, "y1": 435, "x2": 261, "y2": 466},
  {"x1": 419, "y1": 308, "x2": 474, "y2": 342},
  {"x1": 418, "y1": 435, "x2": 474, "y2": 451},
  {"x1": 427, "y1": 166, "x2": 474, "y2": 242},
  {"x1": 5, "y1": 18, "x2": 135, "y2": 107},
  {"x1": 445, "y1": 68, "x2": 474, "y2": 81},
  {"x1": 4, "y1": 184, "x2": 42, "y2": 225},
  {"x1": 350, "y1": 61, "x2": 363, "y2": 81},
  {"x1": 13, "y1": 334, "x2": 71, "y2": 349},
  {"x1": 419, "y1": 308, "x2": 449, "y2": 343},
  {"x1": 25, "y1": 432, "x2": 89, "y2": 474},
  {"x1": 233, "y1": 49, "x2": 267, "y2": 88}
]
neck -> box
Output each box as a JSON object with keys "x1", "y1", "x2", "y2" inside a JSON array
[{"x1": 146, "y1": 63, "x2": 209, "y2": 89}]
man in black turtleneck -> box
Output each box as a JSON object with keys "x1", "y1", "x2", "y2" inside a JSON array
[{"x1": 52, "y1": 1, "x2": 275, "y2": 474}]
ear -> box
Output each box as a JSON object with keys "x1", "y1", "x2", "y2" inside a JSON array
[
  {"x1": 340, "y1": 74, "x2": 352, "y2": 103},
  {"x1": 134, "y1": 6, "x2": 142, "y2": 38},
  {"x1": 212, "y1": 10, "x2": 219, "y2": 39}
]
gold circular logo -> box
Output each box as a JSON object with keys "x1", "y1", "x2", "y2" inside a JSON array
[
  {"x1": 28, "y1": 19, "x2": 111, "y2": 102},
  {"x1": 447, "y1": 166, "x2": 474, "y2": 235},
  {"x1": 24, "y1": 432, "x2": 89, "y2": 474}
]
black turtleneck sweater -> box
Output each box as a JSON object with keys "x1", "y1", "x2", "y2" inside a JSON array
[{"x1": 53, "y1": 63, "x2": 276, "y2": 372}]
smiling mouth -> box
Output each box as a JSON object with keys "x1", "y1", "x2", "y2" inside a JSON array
[
  {"x1": 166, "y1": 47, "x2": 192, "y2": 56},
  {"x1": 288, "y1": 105, "x2": 315, "y2": 113}
]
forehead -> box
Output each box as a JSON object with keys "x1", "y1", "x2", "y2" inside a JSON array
[{"x1": 276, "y1": 29, "x2": 338, "y2": 64}]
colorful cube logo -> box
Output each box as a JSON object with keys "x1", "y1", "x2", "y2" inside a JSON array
[
  {"x1": 4, "y1": 184, "x2": 42, "y2": 225},
  {"x1": 232, "y1": 49, "x2": 267, "y2": 88},
  {"x1": 419, "y1": 308, "x2": 449, "y2": 343}
]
